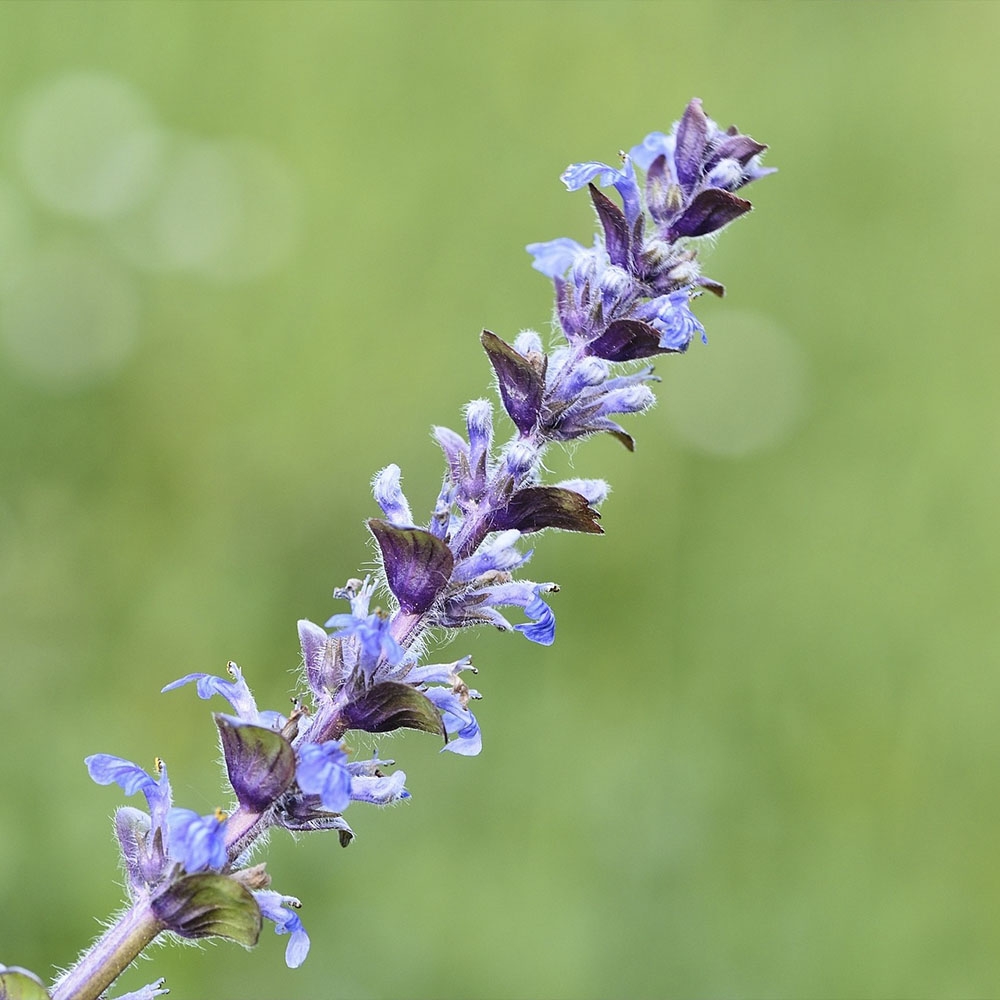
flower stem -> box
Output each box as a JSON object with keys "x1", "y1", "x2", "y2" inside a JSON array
[
  {"x1": 224, "y1": 805, "x2": 268, "y2": 862},
  {"x1": 51, "y1": 899, "x2": 163, "y2": 1000}
]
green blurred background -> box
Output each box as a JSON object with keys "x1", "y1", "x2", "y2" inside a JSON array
[{"x1": 1, "y1": 2, "x2": 998, "y2": 997}]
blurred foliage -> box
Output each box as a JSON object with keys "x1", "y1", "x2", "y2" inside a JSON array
[{"x1": 1, "y1": 2, "x2": 999, "y2": 997}]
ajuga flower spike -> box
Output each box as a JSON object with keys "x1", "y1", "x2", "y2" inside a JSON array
[{"x1": 28, "y1": 99, "x2": 774, "y2": 1000}]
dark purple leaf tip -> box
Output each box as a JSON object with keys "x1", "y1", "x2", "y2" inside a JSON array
[
  {"x1": 588, "y1": 182, "x2": 629, "y2": 267},
  {"x1": 708, "y1": 134, "x2": 768, "y2": 170},
  {"x1": 674, "y1": 97, "x2": 709, "y2": 191},
  {"x1": 667, "y1": 188, "x2": 752, "y2": 240},
  {"x1": 481, "y1": 330, "x2": 545, "y2": 436},
  {"x1": 488, "y1": 486, "x2": 603, "y2": 535},
  {"x1": 587, "y1": 319, "x2": 677, "y2": 363},
  {"x1": 608, "y1": 429, "x2": 635, "y2": 452},
  {"x1": 369, "y1": 519, "x2": 455, "y2": 613}
]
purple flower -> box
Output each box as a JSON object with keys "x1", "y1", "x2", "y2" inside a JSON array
[
  {"x1": 535, "y1": 99, "x2": 773, "y2": 360},
  {"x1": 254, "y1": 891, "x2": 310, "y2": 969}
]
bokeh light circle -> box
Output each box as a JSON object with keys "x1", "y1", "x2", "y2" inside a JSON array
[
  {"x1": 660, "y1": 310, "x2": 808, "y2": 457},
  {"x1": 0, "y1": 238, "x2": 140, "y2": 389},
  {"x1": 0, "y1": 175, "x2": 34, "y2": 294},
  {"x1": 11, "y1": 71, "x2": 164, "y2": 220},
  {"x1": 110, "y1": 136, "x2": 302, "y2": 283}
]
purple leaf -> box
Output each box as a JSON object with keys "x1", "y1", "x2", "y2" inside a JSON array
[
  {"x1": 481, "y1": 330, "x2": 546, "y2": 435},
  {"x1": 215, "y1": 716, "x2": 296, "y2": 812},
  {"x1": 645, "y1": 153, "x2": 673, "y2": 224},
  {"x1": 706, "y1": 135, "x2": 768, "y2": 170},
  {"x1": 369, "y1": 519, "x2": 455, "y2": 613},
  {"x1": 342, "y1": 681, "x2": 446, "y2": 740},
  {"x1": 674, "y1": 97, "x2": 709, "y2": 191},
  {"x1": 587, "y1": 319, "x2": 677, "y2": 362},
  {"x1": 588, "y1": 182, "x2": 629, "y2": 267},
  {"x1": 604, "y1": 425, "x2": 635, "y2": 452},
  {"x1": 488, "y1": 486, "x2": 603, "y2": 535},
  {"x1": 668, "y1": 188, "x2": 752, "y2": 240},
  {"x1": 696, "y1": 275, "x2": 726, "y2": 298}
]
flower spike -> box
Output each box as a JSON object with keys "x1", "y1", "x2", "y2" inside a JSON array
[{"x1": 67, "y1": 100, "x2": 773, "y2": 994}]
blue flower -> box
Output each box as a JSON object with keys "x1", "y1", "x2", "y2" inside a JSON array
[
  {"x1": 424, "y1": 685, "x2": 482, "y2": 756},
  {"x1": 86, "y1": 754, "x2": 172, "y2": 830},
  {"x1": 104, "y1": 976, "x2": 170, "y2": 1000},
  {"x1": 348, "y1": 769, "x2": 410, "y2": 805},
  {"x1": 442, "y1": 715, "x2": 482, "y2": 756},
  {"x1": 254, "y1": 891, "x2": 310, "y2": 969},
  {"x1": 162, "y1": 662, "x2": 286, "y2": 730},
  {"x1": 372, "y1": 464, "x2": 414, "y2": 527},
  {"x1": 109, "y1": 978, "x2": 169, "y2": 1000},
  {"x1": 325, "y1": 577, "x2": 405, "y2": 676},
  {"x1": 166, "y1": 808, "x2": 228, "y2": 873},
  {"x1": 298, "y1": 618, "x2": 346, "y2": 698},
  {"x1": 516, "y1": 591, "x2": 556, "y2": 645},
  {"x1": 296, "y1": 742, "x2": 352, "y2": 813},
  {"x1": 635, "y1": 290, "x2": 706, "y2": 349},
  {"x1": 525, "y1": 237, "x2": 587, "y2": 278},
  {"x1": 560, "y1": 157, "x2": 641, "y2": 227},
  {"x1": 452, "y1": 529, "x2": 532, "y2": 584},
  {"x1": 627, "y1": 130, "x2": 675, "y2": 173},
  {"x1": 87, "y1": 755, "x2": 228, "y2": 875},
  {"x1": 325, "y1": 608, "x2": 404, "y2": 668}
]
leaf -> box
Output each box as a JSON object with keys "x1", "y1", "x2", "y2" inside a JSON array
[
  {"x1": 342, "y1": 681, "x2": 445, "y2": 740},
  {"x1": 667, "y1": 188, "x2": 752, "y2": 240},
  {"x1": 706, "y1": 134, "x2": 767, "y2": 170},
  {"x1": 645, "y1": 153, "x2": 672, "y2": 224},
  {"x1": 480, "y1": 330, "x2": 545, "y2": 435},
  {"x1": 488, "y1": 486, "x2": 603, "y2": 535},
  {"x1": 674, "y1": 97, "x2": 709, "y2": 191},
  {"x1": 606, "y1": 427, "x2": 635, "y2": 451},
  {"x1": 277, "y1": 805, "x2": 355, "y2": 846},
  {"x1": 587, "y1": 319, "x2": 675, "y2": 363},
  {"x1": 152, "y1": 873, "x2": 262, "y2": 946},
  {"x1": 588, "y1": 183, "x2": 629, "y2": 267},
  {"x1": 696, "y1": 275, "x2": 725, "y2": 298},
  {"x1": 369, "y1": 519, "x2": 455, "y2": 613},
  {"x1": 215, "y1": 716, "x2": 296, "y2": 812},
  {"x1": 0, "y1": 968, "x2": 50, "y2": 1000}
]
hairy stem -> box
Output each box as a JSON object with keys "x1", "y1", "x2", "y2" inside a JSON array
[
  {"x1": 51, "y1": 899, "x2": 163, "y2": 1000},
  {"x1": 224, "y1": 806, "x2": 269, "y2": 863}
]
